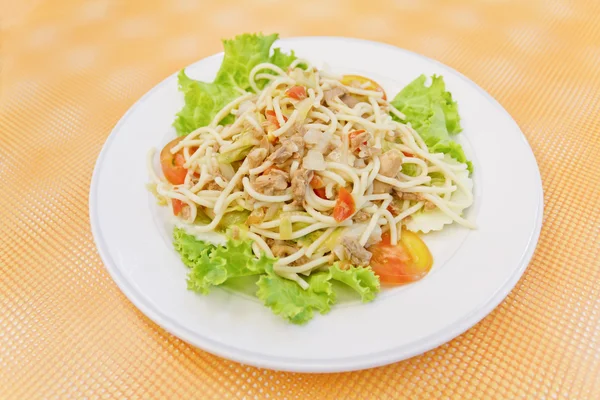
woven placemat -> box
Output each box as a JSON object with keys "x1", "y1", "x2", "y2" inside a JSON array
[{"x1": 1, "y1": 0, "x2": 599, "y2": 398}]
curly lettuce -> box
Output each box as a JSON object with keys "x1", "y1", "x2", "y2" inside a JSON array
[
  {"x1": 173, "y1": 228, "x2": 380, "y2": 324},
  {"x1": 173, "y1": 71, "x2": 240, "y2": 134},
  {"x1": 256, "y1": 264, "x2": 380, "y2": 324},
  {"x1": 174, "y1": 228, "x2": 272, "y2": 294},
  {"x1": 256, "y1": 266, "x2": 336, "y2": 325},
  {"x1": 174, "y1": 33, "x2": 297, "y2": 136},
  {"x1": 329, "y1": 263, "x2": 380, "y2": 303},
  {"x1": 391, "y1": 74, "x2": 473, "y2": 173}
]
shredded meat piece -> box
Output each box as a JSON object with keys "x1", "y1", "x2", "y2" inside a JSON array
[
  {"x1": 348, "y1": 129, "x2": 381, "y2": 159},
  {"x1": 323, "y1": 86, "x2": 347, "y2": 103},
  {"x1": 379, "y1": 149, "x2": 404, "y2": 176},
  {"x1": 373, "y1": 149, "x2": 404, "y2": 194},
  {"x1": 291, "y1": 168, "x2": 313, "y2": 203},
  {"x1": 295, "y1": 124, "x2": 307, "y2": 137},
  {"x1": 394, "y1": 190, "x2": 424, "y2": 201},
  {"x1": 272, "y1": 243, "x2": 299, "y2": 258},
  {"x1": 247, "y1": 207, "x2": 265, "y2": 225},
  {"x1": 392, "y1": 191, "x2": 437, "y2": 211},
  {"x1": 291, "y1": 255, "x2": 311, "y2": 266},
  {"x1": 340, "y1": 94, "x2": 361, "y2": 108},
  {"x1": 259, "y1": 136, "x2": 272, "y2": 153},
  {"x1": 268, "y1": 138, "x2": 300, "y2": 164},
  {"x1": 424, "y1": 201, "x2": 437, "y2": 210},
  {"x1": 358, "y1": 146, "x2": 381, "y2": 159},
  {"x1": 289, "y1": 135, "x2": 305, "y2": 159},
  {"x1": 206, "y1": 180, "x2": 221, "y2": 191},
  {"x1": 352, "y1": 210, "x2": 371, "y2": 222},
  {"x1": 253, "y1": 169, "x2": 289, "y2": 195},
  {"x1": 247, "y1": 148, "x2": 268, "y2": 169},
  {"x1": 339, "y1": 236, "x2": 372, "y2": 267},
  {"x1": 349, "y1": 131, "x2": 370, "y2": 150}
]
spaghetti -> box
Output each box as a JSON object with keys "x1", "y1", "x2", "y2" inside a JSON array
[{"x1": 148, "y1": 60, "x2": 475, "y2": 286}]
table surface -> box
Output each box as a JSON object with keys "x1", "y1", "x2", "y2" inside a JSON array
[{"x1": 2, "y1": 0, "x2": 599, "y2": 398}]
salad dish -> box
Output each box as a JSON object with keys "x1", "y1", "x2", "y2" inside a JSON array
[{"x1": 147, "y1": 33, "x2": 475, "y2": 324}]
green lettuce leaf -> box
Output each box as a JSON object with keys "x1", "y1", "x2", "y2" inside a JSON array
[
  {"x1": 174, "y1": 33, "x2": 296, "y2": 135},
  {"x1": 391, "y1": 75, "x2": 473, "y2": 173},
  {"x1": 256, "y1": 266, "x2": 336, "y2": 325},
  {"x1": 173, "y1": 70, "x2": 239, "y2": 135},
  {"x1": 174, "y1": 228, "x2": 274, "y2": 294},
  {"x1": 215, "y1": 33, "x2": 296, "y2": 90},
  {"x1": 173, "y1": 227, "x2": 215, "y2": 269},
  {"x1": 401, "y1": 163, "x2": 419, "y2": 177},
  {"x1": 270, "y1": 47, "x2": 298, "y2": 69},
  {"x1": 392, "y1": 75, "x2": 461, "y2": 137},
  {"x1": 429, "y1": 139, "x2": 474, "y2": 173},
  {"x1": 329, "y1": 264, "x2": 380, "y2": 303}
]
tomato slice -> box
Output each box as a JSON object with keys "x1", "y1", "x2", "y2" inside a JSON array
[
  {"x1": 265, "y1": 110, "x2": 288, "y2": 129},
  {"x1": 310, "y1": 175, "x2": 328, "y2": 199},
  {"x1": 171, "y1": 198, "x2": 185, "y2": 216},
  {"x1": 285, "y1": 85, "x2": 307, "y2": 100},
  {"x1": 310, "y1": 175, "x2": 325, "y2": 189},
  {"x1": 341, "y1": 75, "x2": 387, "y2": 100},
  {"x1": 314, "y1": 188, "x2": 327, "y2": 199},
  {"x1": 160, "y1": 137, "x2": 188, "y2": 185},
  {"x1": 368, "y1": 230, "x2": 433, "y2": 285},
  {"x1": 333, "y1": 187, "x2": 355, "y2": 222}
]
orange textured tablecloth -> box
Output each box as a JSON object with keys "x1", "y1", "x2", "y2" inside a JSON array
[{"x1": 2, "y1": 0, "x2": 600, "y2": 398}]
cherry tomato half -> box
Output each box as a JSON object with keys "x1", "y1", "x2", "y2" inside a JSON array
[
  {"x1": 368, "y1": 230, "x2": 433, "y2": 285},
  {"x1": 160, "y1": 137, "x2": 188, "y2": 185}
]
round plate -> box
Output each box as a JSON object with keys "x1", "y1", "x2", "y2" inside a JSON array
[{"x1": 90, "y1": 37, "x2": 543, "y2": 372}]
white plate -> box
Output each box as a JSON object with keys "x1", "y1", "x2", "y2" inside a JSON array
[{"x1": 90, "y1": 37, "x2": 543, "y2": 372}]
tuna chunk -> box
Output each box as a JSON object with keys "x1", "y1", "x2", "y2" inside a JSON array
[
  {"x1": 338, "y1": 236, "x2": 372, "y2": 267},
  {"x1": 373, "y1": 149, "x2": 403, "y2": 193},
  {"x1": 253, "y1": 169, "x2": 289, "y2": 195}
]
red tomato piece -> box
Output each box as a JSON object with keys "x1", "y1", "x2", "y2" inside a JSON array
[
  {"x1": 265, "y1": 110, "x2": 288, "y2": 129},
  {"x1": 333, "y1": 187, "x2": 355, "y2": 222},
  {"x1": 171, "y1": 198, "x2": 185, "y2": 216},
  {"x1": 285, "y1": 85, "x2": 307, "y2": 100},
  {"x1": 160, "y1": 137, "x2": 188, "y2": 185},
  {"x1": 314, "y1": 188, "x2": 327, "y2": 199},
  {"x1": 368, "y1": 231, "x2": 433, "y2": 285},
  {"x1": 310, "y1": 175, "x2": 325, "y2": 189},
  {"x1": 348, "y1": 130, "x2": 367, "y2": 152}
]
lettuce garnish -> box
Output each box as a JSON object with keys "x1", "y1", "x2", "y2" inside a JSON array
[
  {"x1": 391, "y1": 74, "x2": 473, "y2": 173},
  {"x1": 174, "y1": 228, "x2": 272, "y2": 294},
  {"x1": 174, "y1": 228, "x2": 380, "y2": 324},
  {"x1": 329, "y1": 263, "x2": 380, "y2": 303},
  {"x1": 173, "y1": 33, "x2": 297, "y2": 136},
  {"x1": 256, "y1": 266, "x2": 336, "y2": 325}
]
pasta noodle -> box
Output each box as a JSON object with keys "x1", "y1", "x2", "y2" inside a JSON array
[{"x1": 148, "y1": 61, "x2": 475, "y2": 288}]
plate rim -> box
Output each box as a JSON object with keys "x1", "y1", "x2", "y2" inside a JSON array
[{"x1": 90, "y1": 36, "x2": 544, "y2": 372}]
